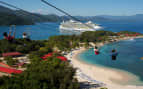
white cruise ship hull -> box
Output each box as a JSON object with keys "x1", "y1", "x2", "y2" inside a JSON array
[
  {"x1": 60, "y1": 25, "x2": 103, "y2": 32},
  {"x1": 59, "y1": 20, "x2": 103, "y2": 32}
]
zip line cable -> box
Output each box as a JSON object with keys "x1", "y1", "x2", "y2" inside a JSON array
[
  {"x1": 41, "y1": 0, "x2": 95, "y2": 30},
  {"x1": 0, "y1": 1, "x2": 22, "y2": 10}
]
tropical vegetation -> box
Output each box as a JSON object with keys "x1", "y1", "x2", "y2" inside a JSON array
[{"x1": 0, "y1": 30, "x2": 141, "y2": 89}]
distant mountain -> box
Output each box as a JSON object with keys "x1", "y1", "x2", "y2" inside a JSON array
[
  {"x1": 0, "y1": 5, "x2": 143, "y2": 26},
  {"x1": 60, "y1": 16, "x2": 110, "y2": 22},
  {"x1": 0, "y1": 6, "x2": 34, "y2": 25},
  {"x1": 0, "y1": 5, "x2": 61, "y2": 25},
  {"x1": 0, "y1": 5, "x2": 110, "y2": 25},
  {"x1": 0, "y1": 12, "x2": 34, "y2": 25},
  {"x1": 99, "y1": 14, "x2": 143, "y2": 22},
  {"x1": 0, "y1": 5, "x2": 14, "y2": 13},
  {"x1": 75, "y1": 16, "x2": 110, "y2": 22},
  {"x1": 14, "y1": 10, "x2": 61, "y2": 22}
]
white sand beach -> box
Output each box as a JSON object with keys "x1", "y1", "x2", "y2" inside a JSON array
[{"x1": 66, "y1": 47, "x2": 143, "y2": 89}]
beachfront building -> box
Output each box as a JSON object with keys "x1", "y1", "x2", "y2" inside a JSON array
[{"x1": 2, "y1": 52, "x2": 22, "y2": 57}]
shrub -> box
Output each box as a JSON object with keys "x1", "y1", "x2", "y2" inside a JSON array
[
  {"x1": 4, "y1": 56, "x2": 17, "y2": 66},
  {"x1": 0, "y1": 56, "x2": 80, "y2": 89},
  {"x1": 100, "y1": 87, "x2": 108, "y2": 89}
]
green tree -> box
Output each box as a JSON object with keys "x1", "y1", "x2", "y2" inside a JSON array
[{"x1": 4, "y1": 56, "x2": 17, "y2": 66}]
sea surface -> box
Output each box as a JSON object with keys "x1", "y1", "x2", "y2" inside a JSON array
[
  {"x1": 78, "y1": 38, "x2": 143, "y2": 86},
  {"x1": 0, "y1": 21, "x2": 143, "y2": 40},
  {"x1": 0, "y1": 21, "x2": 143, "y2": 85}
]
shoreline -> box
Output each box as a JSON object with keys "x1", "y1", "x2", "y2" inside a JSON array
[
  {"x1": 66, "y1": 37, "x2": 143, "y2": 89},
  {"x1": 77, "y1": 50, "x2": 143, "y2": 86}
]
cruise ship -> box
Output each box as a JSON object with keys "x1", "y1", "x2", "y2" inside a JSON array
[{"x1": 59, "y1": 20, "x2": 103, "y2": 32}]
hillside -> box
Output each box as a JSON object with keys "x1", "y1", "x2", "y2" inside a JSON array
[
  {"x1": 0, "y1": 5, "x2": 34, "y2": 25},
  {"x1": 14, "y1": 10, "x2": 61, "y2": 22},
  {"x1": 0, "y1": 5, "x2": 60, "y2": 25},
  {"x1": 0, "y1": 12, "x2": 34, "y2": 25},
  {"x1": 0, "y1": 5, "x2": 108, "y2": 26},
  {"x1": 0, "y1": 5, "x2": 14, "y2": 13}
]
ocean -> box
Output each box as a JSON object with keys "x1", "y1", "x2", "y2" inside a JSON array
[
  {"x1": 0, "y1": 22, "x2": 60, "y2": 40},
  {"x1": 0, "y1": 21, "x2": 143, "y2": 85},
  {"x1": 78, "y1": 38, "x2": 143, "y2": 86},
  {"x1": 0, "y1": 21, "x2": 143, "y2": 40}
]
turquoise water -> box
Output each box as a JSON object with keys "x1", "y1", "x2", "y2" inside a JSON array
[{"x1": 78, "y1": 38, "x2": 143, "y2": 86}]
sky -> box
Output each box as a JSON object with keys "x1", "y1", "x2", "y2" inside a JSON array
[{"x1": 0, "y1": 0, "x2": 143, "y2": 16}]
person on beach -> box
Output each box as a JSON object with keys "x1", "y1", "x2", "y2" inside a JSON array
[
  {"x1": 94, "y1": 46, "x2": 100, "y2": 55},
  {"x1": 111, "y1": 49, "x2": 118, "y2": 60},
  {"x1": 3, "y1": 30, "x2": 15, "y2": 43}
]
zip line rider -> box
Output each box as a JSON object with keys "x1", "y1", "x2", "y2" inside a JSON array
[
  {"x1": 22, "y1": 32, "x2": 30, "y2": 41},
  {"x1": 110, "y1": 49, "x2": 118, "y2": 60},
  {"x1": 3, "y1": 25, "x2": 16, "y2": 42},
  {"x1": 94, "y1": 46, "x2": 100, "y2": 55}
]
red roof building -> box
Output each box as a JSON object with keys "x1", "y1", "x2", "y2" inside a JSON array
[
  {"x1": 0, "y1": 66, "x2": 22, "y2": 74},
  {"x1": 2, "y1": 52, "x2": 22, "y2": 57},
  {"x1": 125, "y1": 33, "x2": 140, "y2": 37},
  {"x1": 56, "y1": 56, "x2": 67, "y2": 61},
  {"x1": 41, "y1": 53, "x2": 68, "y2": 62}
]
